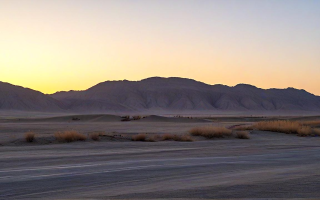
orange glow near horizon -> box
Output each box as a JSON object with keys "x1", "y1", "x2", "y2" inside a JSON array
[{"x1": 1, "y1": 0, "x2": 320, "y2": 95}]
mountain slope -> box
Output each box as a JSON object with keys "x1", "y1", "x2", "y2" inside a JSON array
[
  {"x1": 0, "y1": 81, "x2": 64, "y2": 111},
  {"x1": 50, "y1": 77, "x2": 320, "y2": 113}
]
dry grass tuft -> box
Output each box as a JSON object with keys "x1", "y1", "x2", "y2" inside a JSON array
[
  {"x1": 131, "y1": 133, "x2": 147, "y2": 141},
  {"x1": 25, "y1": 132, "x2": 35, "y2": 143},
  {"x1": 297, "y1": 126, "x2": 313, "y2": 137},
  {"x1": 313, "y1": 128, "x2": 320, "y2": 136},
  {"x1": 252, "y1": 121, "x2": 301, "y2": 134},
  {"x1": 54, "y1": 131, "x2": 87, "y2": 142},
  {"x1": 161, "y1": 133, "x2": 176, "y2": 141},
  {"x1": 190, "y1": 126, "x2": 232, "y2": 139},
  {"x1": 146, "y1": 136, "x2": 157, "y2": 142},
  {"x1": 89, "y1": 132, "x2": 101, "y2": 141},
  {"x1": 174, "y1": 135, "x2": 194, "y2": 142},
  {"x1": 235, "y1": 131, "x2": 250, "y2": 139}
]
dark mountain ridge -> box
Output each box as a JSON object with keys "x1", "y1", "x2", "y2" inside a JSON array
[
  {"x1": 0, "y1": 81, "x2": 64, "y2": 111},
  {"x1": 0, "y1": 77, "x2": 319, "y2": 114},
  {"x1": 49, "y1": 77, "x2": 320, "y2": 113}
]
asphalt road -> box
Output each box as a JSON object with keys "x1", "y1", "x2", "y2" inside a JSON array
[{"x1": 1, "y1": 132, "x2": 320, "y2": 199}]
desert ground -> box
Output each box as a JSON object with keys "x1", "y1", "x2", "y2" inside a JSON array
[{"x1": 1, "y1": 114, "x2": 320, "y2": 199}]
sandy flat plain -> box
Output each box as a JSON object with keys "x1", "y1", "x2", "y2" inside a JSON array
[{"x1": 0, "y1": 115, "x2": 320, "y2": 199}]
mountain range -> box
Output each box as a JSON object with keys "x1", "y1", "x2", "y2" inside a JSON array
[{"x1": 1, "y1": 77, "x2": 320, "y2": 115}]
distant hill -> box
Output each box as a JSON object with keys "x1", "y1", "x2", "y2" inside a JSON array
[
  {"x1": 0, "y1": 81, "x2": 64, "y2": 112},
  {"x1": 49, "y1": 77, "x2": 320, "y2": 114},
  {"x1": 1, "y1": 78, "x2": 320, "y2": 114}
]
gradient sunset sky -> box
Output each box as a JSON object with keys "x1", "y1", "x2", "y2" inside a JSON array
[{"x1": 1, "y1": 0, "x2": 319, "y2": 94}]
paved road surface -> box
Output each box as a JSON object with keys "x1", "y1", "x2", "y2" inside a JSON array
[{"x1": 1, "y1": 132, "x2": 320, "y2": 199}]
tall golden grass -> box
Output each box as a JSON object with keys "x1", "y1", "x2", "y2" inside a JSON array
[
  {"x1": 252, "y1": 120, "x2": 320, "y2": 137},
  {"x1": 252, "y1": 121, "x2": 300, "y2": 134},
  {"x1": 54, "y1": 131, "x2": 87, "y2": 142},
  {"x1": 190, "y1": 126, "x2": 232, "y2": 138},
  {"x1": 25, "y1": 132, "x2": 35, "y2": 143}
]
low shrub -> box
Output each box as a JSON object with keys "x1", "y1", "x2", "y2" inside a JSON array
[
  {"x1": 131, "y1": 133, "x2": 147, "y2": 141},
  {"x1": 89, "y1": 132, "x2": 101, "y2": 141},
  {"x1": 313, "y1": 128, "x2": 320, "y2": 136},
  {"x1": 133, "y1": 116, "x2": 142, "y2": 120},
  {"x1": 190, "y1": 126, "x2": 232, "y2": 138},
  {"x1": 25, "y1": 132, "x2": 35, "y2": 143},
  {"x1": 235, "y1": 131, "x2": 250, "y2": 139},
  {"x1": 162, "y1": 133, "x2": 175, "y2": 141},
  {"x1": 146, "y1": 136, "x2": 157, "y2": 142},
  {"x1": 121, "y1": 116, "x2": 130, "y2": 121},
  {"x1": 173, "y1": 135, "x2": 194, "y2": 142}
]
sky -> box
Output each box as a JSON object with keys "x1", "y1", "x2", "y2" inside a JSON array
[{"x1": 1, "y1": 0, "x2": 319, "y2": 95}]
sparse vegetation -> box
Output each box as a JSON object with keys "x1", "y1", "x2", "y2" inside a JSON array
[
  {"x1": 161, "y1": 133, "x2": 176, "y2": 141},
  {"x1": 190, "y1": 126, "x2": 232, "y2": 138},
  {"x1": 173, "y1": 135, "x2": 194, "y2": 142},
  {"x1": 235, "y1": 131, "x2": 250, "y2": 139},
  {"x1": 131, "y1": 133, "x2": 194, "y2": 142},
  {"x1": 131, "y1": 133, "x2": 147, "y2": 141},
  {"x1": 161, "y1": 133, "x2": 194, "y2": 142},
  {"x1": 146, "y1": 136, "x2": 157, "y2": 142},
  {"x1": 89, "y1": 132, "x2": 101, "y2": 141},
  {"x1": 121, "y1": 116, "x2": 130, "y2": 121},
  {"x1": 148, "y1": 134, "x2": 162, "y2": 142},
  {"x1": 25, "y1": 132, "x2": 35, "y2": 143},
  {"x1": 54, "y1": 131, "x2": 87, "y2": 142},
  {"x1": 133, "y1": 116, "x2": 142, "y2": 120}
]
